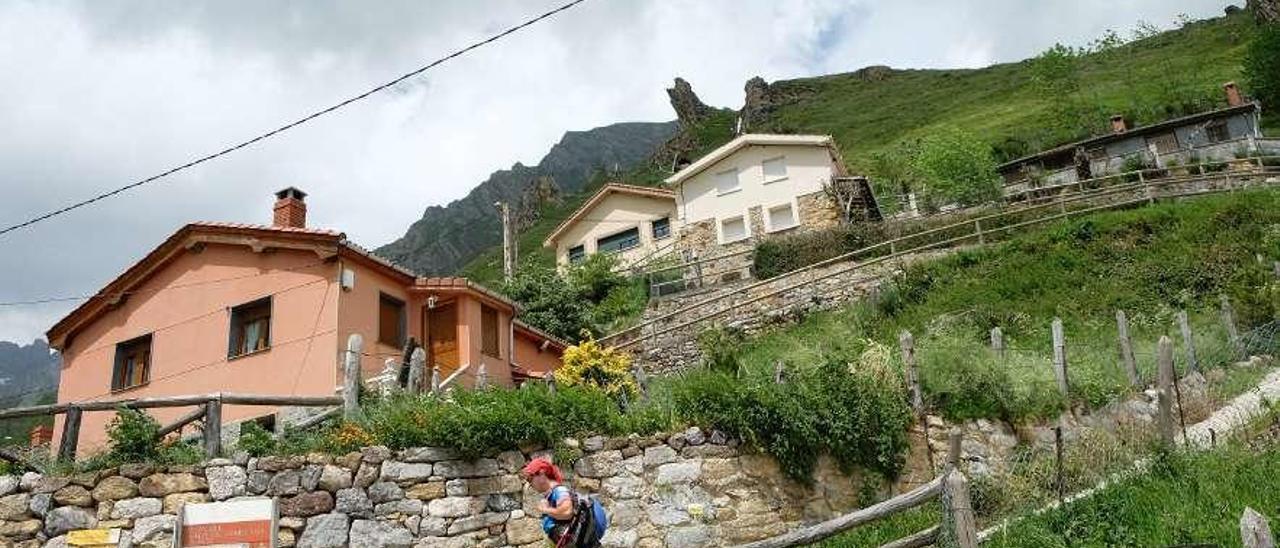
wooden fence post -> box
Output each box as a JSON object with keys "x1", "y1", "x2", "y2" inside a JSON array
[
  {"x1": 633, "y1": 365, "x2": 649, "y2": 399},
  {"x1": 407, "y1": 347, "x2": 426, "y2": 393},
  {"x1": 57, "y1": 406, "x2": 82, "y2": 462},
  {"x1": 1241, "y1": 507, "x2": 1276, "y2": 548},
  {"x1": 431, "y1": 366, "x2": 442, "y2": 396},
  {"x1": 939, "y1": 470, "x2": 978, "y2": 548},
  {"x1": 546, "y1": 374, "x2": 557, "y2": 395},
  {"x1": 974, "y1": 220, "x2": 985, "y2": 245},
  {"x1": 343, "y1": 333, "x2": 362, "y2": 420},
  {"x1": 398, "y1": 338, "x2": 417, "y2": 387},
  {"x1": 1156, "y1": 336, "x2": 1177, "y2": 447},
  {"x1": 946, "y1": 427, "x2": 962, "y2": 470},
  {"x1": 1051, "y1": 318, "x2": 1069, "y2": 397},
  {"x1": 203, "y1": 396, "x2": 222, "y2": 458},
  {"x1": 900, "y1": 331, "x2": 923, "y2": 414},
  {"x1": 989, "y1": 327, "x2": 1004, "y2": 359},
  {"x1": 774, "y1": 360, "x2": 786, "y2": 385},
  {"x1": 1221, "y1": 294, "x2": 1241, "y2": 354},
  {"x1": 1177, "y1": 310, "x2": 1199, "y2": 373},
  {"x1": 1053, "y1": 426, "x2": 1065, "y2": 508},
  {"x1": 476, "y1": 363, "x2": 488, "y2": 390},
  {"x1": 1116, "y1": 310, "x2": 1140, "y2": 388},
  {"x1": 380, "y1": 359, "x2": 398, "y2": 397}
]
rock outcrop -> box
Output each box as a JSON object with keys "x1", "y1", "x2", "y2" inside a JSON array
[{"x1": 666, "y1": 77, "x2": 715, "y2": 128}]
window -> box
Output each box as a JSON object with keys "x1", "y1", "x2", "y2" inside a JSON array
[
  {"x1": 481, "y1": 305, "x2": 500, "y2": 358},
  {"x1": 762, "y1": 157, "x2": 787, "y2": 183},
  {"x1": 715, "y1": 169, "x2": 741, "y2": 195},
  {"x1": 112, "y1": 334, "x2": 152, "y2": 391},
  {"x1": 567, "y1": 245, "x2": 586, "y2": 265},
  {"x1": 1147, "y1": 132, "x2": 1180, "y2": 154},
  {"x1": 597, "y1": 227, "x2": 640, "y2": 254},
  {"x1": 228, "y1": 297, "x2": 271, "y2": 358},
  {"x1": 652, "y1": 217, "x2": 671, "y2": 240},
  {"x1": 1206, "y1": 121, "x2": 1229, "y2": 143},
  {"x1": 767, "y1": 203, "x2": 797, "y2": 232},
  {"x1": 378, "y1": 293, "x2": 406, "y2": 347},
  {"x1": 720, "y1": 216, "x2": 747, "y2": 243}
]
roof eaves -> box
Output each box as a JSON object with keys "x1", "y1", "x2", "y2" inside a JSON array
[{"x1": 542, "y1": 183, "x2": 676, "y2": 247}]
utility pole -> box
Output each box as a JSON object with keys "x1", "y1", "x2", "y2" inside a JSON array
[{"x1": 495, "y1": 201, "x2": 516, "y2": 282}]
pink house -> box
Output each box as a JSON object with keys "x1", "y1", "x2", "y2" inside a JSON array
[{"x1": 46, "y1": 188, "x2": 566, "y2": 451}]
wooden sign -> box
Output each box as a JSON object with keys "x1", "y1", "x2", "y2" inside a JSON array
[
  {"x1": 175, "y1": 498, "x2": 277, "y2": 548},
  {"x1": 67, "y1": 529, "x2": 120, "y2": 547}
]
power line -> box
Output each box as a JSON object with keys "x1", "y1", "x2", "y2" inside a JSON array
[
  {"x1": 0, "y1": 259, "x2": 331, "y2": 308},
  {"x1": 0, "y1": 0, "x2": 591, "y2": 239}
]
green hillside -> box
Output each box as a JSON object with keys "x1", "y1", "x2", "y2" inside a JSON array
[{"x1": 459, "y1": 11, "x2": 1266, "y2": 284}]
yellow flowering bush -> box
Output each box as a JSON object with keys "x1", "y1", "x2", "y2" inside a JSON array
[{"x1": 555, "y1": 335, "x2": 639, "y2": 401}]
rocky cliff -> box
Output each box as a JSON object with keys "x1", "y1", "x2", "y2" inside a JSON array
[
  {"x1": 375, "y1": 122, "x2": 678, "y2": 275},
  {"x1": 0, "y1": 340, "x2": 58, "y2": 408}
]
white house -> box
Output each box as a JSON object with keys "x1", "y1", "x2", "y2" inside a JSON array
[
  {"x1": 664, "y1": 134, "x2": 855, "y2": 256},
  {"x1": 542, "y1": 183, "x2": 679, "y2": 269}
]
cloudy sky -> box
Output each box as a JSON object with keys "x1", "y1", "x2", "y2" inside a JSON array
[{"x1": 0, "y1": 0, "x2": 1231, "y2": 343}]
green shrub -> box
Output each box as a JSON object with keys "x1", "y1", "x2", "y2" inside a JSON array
[
  {"x1": 237, "y1": 421, "x2": 276, "y2": 457},
  {"x1": 697, "y1": 326, "x2": 745, "y2": 376},
  {"x1": 353, "y1": 384, "x2": 645, "y2": 459},
  {"x1": 557, "y1": 336, "x2": 639, "y2": 402},
  {"x1": 567, "y1": 253, "x2": 625, "y2": 302},
  {"x1": 669, "y1": 349, "x2": 912, "y2": 482},
  {"x1": 753, "y1": 224, "x2": 885, "y2": 279},
  {"x1": 502, "y1": 259, "x2": 593, "y2": 342},
  {"x1": 105, "y1": 407, "x2": 162, "y2": 463}
]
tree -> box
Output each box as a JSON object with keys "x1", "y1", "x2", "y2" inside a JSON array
[
  {"x1": 566, "y1": 253, "x2": 624, "y2": 302},
  {"x1": 1029, "y1": 44, "x2": 1091, "y2": 139},
  {"x1": 907, "y1": 126, "x2": 1002, "y2": 208},
  {"x1": 1244, "y1": 24, "x2": 1280, "y2": 112},
  {"x1": 501, "y1": 259, "x2": 592, "y2": 342}
]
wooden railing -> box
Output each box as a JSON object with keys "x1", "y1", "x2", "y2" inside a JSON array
[
  {"x1": 0, "y1": 334, "x2": 407, "y2": 463},
  {"x1": 736, "y1": 430, "x2": 976, "y2": 548},
  {"x1": 601, "y1": 159, "x2": 1280, "y2": 350}
]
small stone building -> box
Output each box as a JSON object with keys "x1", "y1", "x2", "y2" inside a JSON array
[{"x1": 998, "y1": 82, "x2": 1275, "y2": 193}]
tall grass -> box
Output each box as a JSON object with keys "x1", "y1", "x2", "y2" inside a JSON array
[{"x1": 734, "y1": 191, "x2": 1280, "y2": 421}]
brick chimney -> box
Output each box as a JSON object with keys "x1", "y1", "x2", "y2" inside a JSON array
[
  {"x1": 273, "y1": 187, "x2": 308, "y2": 229},
  {"x1": 1110, "y1": 114, "x2": 1127, "y2": 134},
  {"x1": 1224, "y1": 81, "x2": 1244, "y2": 107}
]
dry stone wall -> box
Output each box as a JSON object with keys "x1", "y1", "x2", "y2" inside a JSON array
[
  {"x1": 636, "y1": 249, "x2": 956, "y2": 373},
  {"x1": 0, "y1": 428, "x2": 884, "y2": 548}
]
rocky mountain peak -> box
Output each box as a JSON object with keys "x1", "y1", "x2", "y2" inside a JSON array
[{"x1": 666, "y1": 77, "x2": 714, "y2": 128}]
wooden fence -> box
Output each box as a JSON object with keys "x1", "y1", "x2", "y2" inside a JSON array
[
  {"x1": 0, "y1": 333, "x2": 454, "y2": 463},
  {"x1": 735, "y1": 430, "x2": 975, "y2": 548},
  {"x1": 602, "y1": 161, "x2": 1280, "y2": 353},
  {"x1": 625, "y1": 154, "x2": 1279, "y2": 292}
]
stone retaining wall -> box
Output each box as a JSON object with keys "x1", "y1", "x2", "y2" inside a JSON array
[
  {"x1": 0, "y1": 362, "x2": 1254, "y2": 548},
  {"x1": 635, "y1": 249, "x2": 956, "y2": 373},
  {"x1": 0, "y1": 428, "x2": 885, "y2": 548}
]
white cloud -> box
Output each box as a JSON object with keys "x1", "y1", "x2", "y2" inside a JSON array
[{"x1": 0, "y1": 0, "x2": 1233, "y2": 342}]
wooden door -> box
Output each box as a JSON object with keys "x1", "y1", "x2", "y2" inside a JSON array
[{"x1": 427, "y1": 302, "x2": 460, "y2": 376}]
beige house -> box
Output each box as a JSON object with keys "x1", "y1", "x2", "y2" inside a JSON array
[
  {"x1": 543, "y1": 183, "x2": 679, "y2": 269},
  {"x1": 665, "y1": 134, "x2": 857, "y2": 257}
]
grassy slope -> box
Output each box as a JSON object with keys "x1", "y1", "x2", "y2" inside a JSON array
[
  {"x1": 735, "y1": 190, "x2": 1280, "y2": 420},
  {"x1": 458, "y1": 13, "x2": 1257, "y2": 283},
  {"x1": 768, "y1": 13, "x2": 1254, "y2": 170}
]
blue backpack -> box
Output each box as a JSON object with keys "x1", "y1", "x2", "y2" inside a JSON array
[{"x1": 547, "y1": 486, "x2": 608, "y2": 548}]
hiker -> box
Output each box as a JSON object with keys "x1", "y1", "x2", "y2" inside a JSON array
[{"x1": 521, "y1": 458, "x2": 608, "y2": 548}]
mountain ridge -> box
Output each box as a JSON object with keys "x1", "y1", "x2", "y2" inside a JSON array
[{"x1": 375, "y1": 121, "x2": 678, "y2": 275}]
